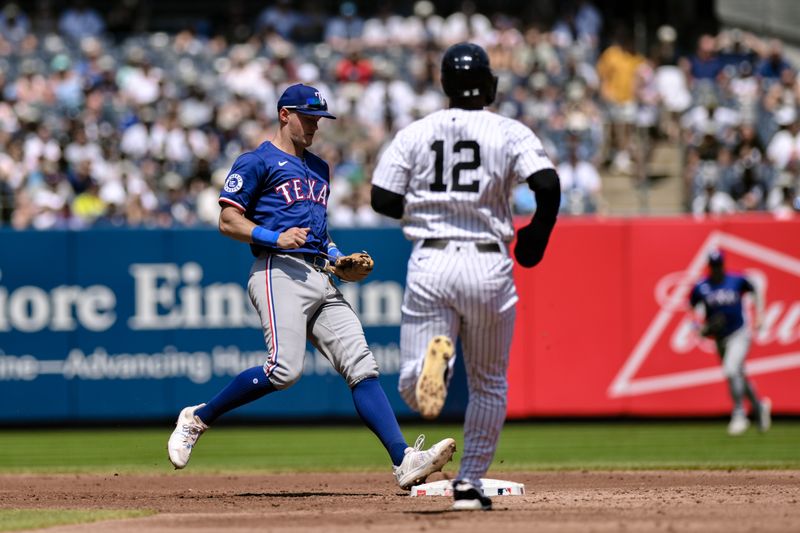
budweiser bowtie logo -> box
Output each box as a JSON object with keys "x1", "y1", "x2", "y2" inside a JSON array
[{"x1": 609, "y1": 231, "x2": 800, "y2": 398}]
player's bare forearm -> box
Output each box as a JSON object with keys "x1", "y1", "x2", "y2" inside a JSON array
[
  {"x1": 218, "y1": 206, "x2": 309, "y2": 249},
  {"x1": 218, "y1": 205, "x2": 257, "y2": 243}
]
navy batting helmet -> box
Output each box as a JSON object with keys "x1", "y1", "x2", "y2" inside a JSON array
[{"x1": 441, "y1": 42, "x2": 498, "y2": 106}]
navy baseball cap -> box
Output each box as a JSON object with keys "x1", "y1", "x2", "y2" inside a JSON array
[
  {"x1": 708, "y1": 250, "x2": 725, "y2": 265},
  {"x1": 277, "y1": 84, "x2": 336, "y2": 119}
]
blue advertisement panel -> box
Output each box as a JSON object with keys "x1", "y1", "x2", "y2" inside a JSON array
[{"x1": 0, "y1": 228, "x2": 468, "y2": 423}]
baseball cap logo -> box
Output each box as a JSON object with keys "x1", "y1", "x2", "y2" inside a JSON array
[
  {"x1": 609, "y1": 231, "x2": 800, "y2": 398},
  {"x1": 277, "y1": 84, "x2": 336, "y2": 119}
]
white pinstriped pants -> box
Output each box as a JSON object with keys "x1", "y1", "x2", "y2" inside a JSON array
[{"x1": 398, "y1": 241, "x2": 518, "y2": 486}]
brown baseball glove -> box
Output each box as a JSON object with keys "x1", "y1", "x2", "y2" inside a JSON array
[
  {"x1": 326, "y1": 252, "x2": 374, "y2": 282},
  {"x1": 701, "y1": 313, "x2": 727, "y2": 339}
]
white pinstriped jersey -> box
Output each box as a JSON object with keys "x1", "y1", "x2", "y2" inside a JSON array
[{"x1": 372, "y1": 108, "x2": 554, "y2": 242}]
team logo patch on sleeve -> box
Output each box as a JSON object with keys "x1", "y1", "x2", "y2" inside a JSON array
[{"x1": 224, "y1": 174, "x2": 243, "y2": 192}]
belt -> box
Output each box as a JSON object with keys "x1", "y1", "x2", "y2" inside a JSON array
[
  {"x1": 421, "y1": 239, "x2": 501, "y2": 253},
  {"x1": 299, "y1": 253, "x2": 330, "y2": 272}
]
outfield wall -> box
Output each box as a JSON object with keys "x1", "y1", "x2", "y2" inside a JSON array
[
  {"x1": 508, "y1": 215, "x2": 800, "y2": 417},
  {"x1": 1, "y1": 216, "x2": 798, "y2": 423}
]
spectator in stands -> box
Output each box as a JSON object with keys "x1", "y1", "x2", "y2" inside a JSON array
[
  {"x1": 23, "y1": 124, "x2": 61, "y2": 173},
  {"x1": 762, "y1": 67, "x2": 800, "y2": 117},
  {"x1": 0, "y1": 2, "x2": 797, "y2": 229},
  {"x1": 58, "y1": 0, "x2": 105, "y2": 43},
  {"x1": 757, "y1": 39, "x2": 792, "y2": 80},
  {"x1": 768, "y1": 171, "x2": 799, "y2": 219},
  {"x1": 717, "y1": 29, "x2": 759, "y2": 72},
  {"x1": 403, "y1": 1, "x2": 444, "y2": 48},
  {"x1": 729, "y1": 62, "x2": 760, "y2": 124},
  {"x1": 357, "y1": 58, "x2": 417, "y2": 133},
  {"x1": 221, "y1": 44, "x2": 270, "y2": 103},
  {"x1": 653, "y1": 26, "x2": 691, "y2": 141},
  {"x1": 2, "y1": 140, "x2": 23, "y2": 195},
  {"x1": 71, "y1": 173, "x2": 105, "y2": 227},
  {"x1": 726, "y1": 123, "x2": 768, "y2": 208},
  {"x1": 325, "y1": 2, "x2": 364, "y2": 53},
  {"x1": 681, "y1": 89, "x2": 740, "y2": 149},
  {"x1": 256, "y1": 0, "x2": 302, "y2": 42},
  {"x1": 117, "y1": 48, "x2": 163, "y2": 107},
  {"x1": 0, "y1": 3, "x2": 30, "y2": 46},
  {"x1": 726, "y1": 124, "x2": 770, "y2": 211},
  {"x1": 13, "y1": 59, "x2": 52, "y2": 106},
  {"x1": 692, "y1": 163, "x2": 737, "y2": 216},
  {"x1": 178, "y1": 83, "x2": 214, "y2": 130},
  {"x1": 31, "y1": 161, "x2": 71, "y2": 229},
  {"x1": 335, "y1": 47, "x2": 374, "y2": 86},
  {"x1": 361, "y1": 2, "x2": 405, "y2": 50},
  {"x1": 120, "y1": 106, "x2": 155, "y2": 161},
  {"x1": 766, "y1": 107, "x2": 800, "y2": 172},
  {"x1": 557, "y1": 132, "x2": 603, "y2": 215},
  {"x1": 685, "y1": 126, "x2": 723, "y2": 207},
  {"x1": 682, "y1": 34, "x2": 724, "y2": 86},
  {"x1": 50, "y1": 54, "x2": 83, "y2": 111},
  {"x1": 440, "y1": 1, "x2": 492, "y2": 47},
  {"x1": 729, "y1": 163, "x2": 768, "y2": 211},
  {"x1": 597, "y1": 26, "x2": 644, "y2": 174},
  {"x1": 551, "y1": 1, "x2": 602, "y2": 55},
  {"x1": 64, "y1": 126, "x2": 101, "y2": 169}
]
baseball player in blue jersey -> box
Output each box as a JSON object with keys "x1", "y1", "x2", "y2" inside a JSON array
[
  {"x1": 167, "y1": 83, "x2": 455, "y2": 488},
  {"x1": 689, "y1": 250, "x2": 771, "y2": 436}
]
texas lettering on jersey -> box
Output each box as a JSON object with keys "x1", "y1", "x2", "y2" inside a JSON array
[
  {"x1": 218, "y1": 141, "x2": 331, "y2": 256},
  {"x1": 274, "y1": 177, "x2": 328, "y2": 206},
  {"x1": 690, "y1": 273, "x2": 754, "y2": 338}
]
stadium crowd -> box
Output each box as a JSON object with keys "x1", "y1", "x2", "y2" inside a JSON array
[{"x1": 0, "y1": 0, "x2": 798, "y2": 230}]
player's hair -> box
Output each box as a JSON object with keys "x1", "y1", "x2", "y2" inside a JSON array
[{"x1": 441, "y1": 42, "x2": 498, "y2": 107}]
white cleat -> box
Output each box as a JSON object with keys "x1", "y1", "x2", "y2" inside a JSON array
[
  {"x1": 416, "y1": 336, "x2": 454, "y2": 420},
  {"x1": 727, "y1": 413, "x2": 750, "y2": 436},
  {"x1": 758, "y1": 397, "x2": 772, "y2": 432},
  {"x1": 167, "y1": 404, "x2": 208, "y2": 469},
  {"x1": 393, "y1": 435, "x2": 456, "y2": 490}
]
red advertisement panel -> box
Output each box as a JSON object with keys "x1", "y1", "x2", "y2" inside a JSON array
[{"x1": 507, "y1": 215, "x2": 800, "y2": 417}]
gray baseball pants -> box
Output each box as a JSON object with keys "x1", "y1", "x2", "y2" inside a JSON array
[
  {"x1": 247, "y1": 252, "x2": 379, "y2": 389},
  {"x1": 716, "y1": 325, "x2": 761, "y2": 417}
]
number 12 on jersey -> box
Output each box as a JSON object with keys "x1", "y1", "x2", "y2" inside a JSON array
[{"x1": 430, "y1": 140, "x2": 482, "y2": 192}]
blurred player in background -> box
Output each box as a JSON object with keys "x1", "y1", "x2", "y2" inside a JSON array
[
  {"x1": 371, "y1": 43, "x2": 560, "y2": 510},
  {"x1": 167, "y1": 83, "x2": 455, "y2": 489},
  {"x1": 689, "y1": 250, "x2": 771, "y2": 436}
]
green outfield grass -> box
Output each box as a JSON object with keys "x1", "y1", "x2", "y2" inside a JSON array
[
  {"x1": 0, "y1": 510, "x2": 154, "y2": 532},
  {"x1": 0, "y1": 420, "x2": 798, "y2": 474}
]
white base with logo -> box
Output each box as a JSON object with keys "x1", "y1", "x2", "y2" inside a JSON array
[{"x1": 409, "y1": 479, "x2": 525, "y2": 497}]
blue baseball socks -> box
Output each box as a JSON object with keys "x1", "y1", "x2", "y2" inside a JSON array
[
  {"x1": 195, "y1": 366, "x2": 276, "y2": 425},
  {"x1": 194, "y1": 370, "x2": 407, "y2": 465},
  {"x1": 351, "y1": 377, "x2": 409, "y2": 466}
]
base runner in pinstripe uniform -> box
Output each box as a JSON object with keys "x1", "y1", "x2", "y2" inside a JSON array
[
  {"x1": 371, "y1": 43, "x2": 561, "y2": 510},
  {"x1": 167, "y1": 84, "x2": 455, "y2": 490}
]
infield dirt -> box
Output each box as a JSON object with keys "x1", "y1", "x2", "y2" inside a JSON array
[{"x1": 2, "y1": 470, "x2": 798, "y2": 532}]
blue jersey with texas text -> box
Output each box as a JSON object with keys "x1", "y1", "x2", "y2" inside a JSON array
[
  {"x1": 218, "y1": 141, "x2": 331, "y2": 256},
  {"x1": 689, "y1": 273, "x2": 755, "y2": 338}
]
